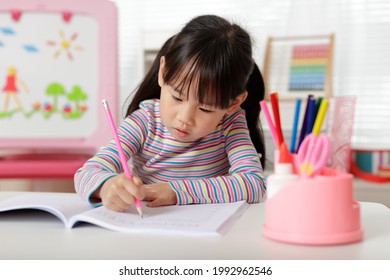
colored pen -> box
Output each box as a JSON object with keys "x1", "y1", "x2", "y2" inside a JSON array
[
  {"x1": 296, "y1": 94, "x2": 313, "y2": 152},
  {"x1": 290, "y1": 98, "x2": 301, "y2": 153},
  {"x1": 314, "y1": 97, "x2": 323, "y2": 120},
  {"x1": 312, "y1": 99, "x2": 329, "y2": 135},
  {"x1": 102, "y1": 99, "x2": 143, "y2": 218},
  {"x1": 260, "y1": 100, "x2": 279, "y2": 148},
  {"x1": 270, "y1": 92, "x2": 284, "y2": 148},
  {"x1": 305, "y1": 98, "x2": 316, "y2": 136}
]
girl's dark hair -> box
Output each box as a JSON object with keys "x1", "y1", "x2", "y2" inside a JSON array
[{"x1": 126, "y1": 15, "x2": 266, "y2": 167}]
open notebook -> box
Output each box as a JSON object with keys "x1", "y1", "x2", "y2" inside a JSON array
[{"x1": 0, "y1": 193, "x2": 249, "y2": 236}]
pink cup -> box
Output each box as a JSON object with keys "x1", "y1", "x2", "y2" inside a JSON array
[{"x1": 263, "y1": 168, "x2": 363, "y2": 245}]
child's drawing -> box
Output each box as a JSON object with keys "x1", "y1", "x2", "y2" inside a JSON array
[
  {"x1": 0, "y1": 26, "x2": 16, "y2": 47},
  {"x1": 47, "y1": 30, "x2": 84, "y2": 60},
  {"x1": 0, "y1": 11, "x2": 98, "y2": 139},
  {"x1": 0, "y1": 17, "x2": 91, "y2": 119},
  {"x1": 0, "y1": 74, "x2": 88, "y2": 119},
  {"x1": 1, "y1": 66, "x2": 28, "y2": 112}
]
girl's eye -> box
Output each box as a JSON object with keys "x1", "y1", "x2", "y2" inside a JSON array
[
  {"x1": 171, "y1": 95, "x2": 182, "y2": 102},
  {"x1": 199, "y1": 107, "x2": 213, "y2": 113}
]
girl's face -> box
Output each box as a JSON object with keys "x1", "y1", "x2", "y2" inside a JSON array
[{"x1": 158, "y1": 57, "x2": 247, "y2": 142}]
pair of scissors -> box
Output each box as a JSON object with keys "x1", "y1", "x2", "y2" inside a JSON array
[{"x1": 297, "y1": 133, "x2": 331, "y2": 177}]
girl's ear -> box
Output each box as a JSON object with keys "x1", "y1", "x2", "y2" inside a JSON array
[
  {"x1": 158, "y1": 56, "x2": 165, "y2": 87},
  {"x1": 226, "y1": 91, "x2": 248, "y2": 115}
]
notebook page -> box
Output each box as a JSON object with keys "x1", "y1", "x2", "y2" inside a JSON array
[
  {"x1": 0, "y1": 193, "x2": 93, "y2": 226},
  {"x1": 71, "y1": 200, "x2": 248, "y2": 236}
]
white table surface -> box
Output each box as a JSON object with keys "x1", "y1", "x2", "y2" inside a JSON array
[{"x1": 1, "y1": 191, "x2": 390, "y2": 260}]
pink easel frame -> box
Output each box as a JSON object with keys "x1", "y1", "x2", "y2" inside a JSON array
[{"x1": 0, "y1": 0, "x2": 117, "y2": 179}]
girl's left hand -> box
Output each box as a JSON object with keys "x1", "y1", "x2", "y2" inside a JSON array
[{"x1": 141, "y1": 182, "x2": 177, "y2": 207}]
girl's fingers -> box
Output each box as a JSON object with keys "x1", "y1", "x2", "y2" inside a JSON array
[
  {"x1": 103, "y1": 196, "x2": 127, "y2": 212},
  {"x1": 117, "y1": 186, "x2": 135, "y2": 205},
  {"x1": 101, "y1": 174, "x2": 146, "y2": 212},
  {"x1": 146, "y1": 197, "x2": 166, "y2": 207},
  {"x1": 108, "y1": 201, "x2": 126, "y2": 212},
  {"x1": 132, "y1": 176, "x2": 143, "y2": 186},
  {"x1": 124, "y1": 177, "x2": 145, "y2": 201},
  {"x1": 140, "y1": 185, "x2": 156, "y2": 201}
]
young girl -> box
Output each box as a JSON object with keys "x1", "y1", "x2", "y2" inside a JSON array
[{"x1": 75, "y1": 15, "x2": 267, "y2": 212}]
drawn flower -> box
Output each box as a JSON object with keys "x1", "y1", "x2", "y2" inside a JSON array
[
  {"x1": 32, "y1": 101, "x2": 41, "y2": 110},
  {"x1": 78, "y1": 104, "x2": 87, "y2": 112},
  {"x1": 43, "y1": 102, "x2": 52, "y2": 112},
  {"x1": 63, "y1": 104, "x2": 72, "y2": 113}
]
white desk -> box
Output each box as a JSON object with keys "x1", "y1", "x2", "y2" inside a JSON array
[
  {"x1": 1, "y1": 191, "x2": 390, "y2": 260},
  {"x1": 354, "y1": 179, "x2": 390, "y2": 208}
]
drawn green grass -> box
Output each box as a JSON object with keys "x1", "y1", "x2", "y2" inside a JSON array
[{"x1": 0, "y1": 83, "x2": 87, "y2": 119}]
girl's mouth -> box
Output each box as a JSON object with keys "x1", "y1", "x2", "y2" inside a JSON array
[{"x1": 174, "y1": 128, "x2": 189, "y2": 137}]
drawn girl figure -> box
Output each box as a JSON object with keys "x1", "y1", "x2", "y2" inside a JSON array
[{"x1": 2, "y1": 66, "x2": 29, "y2": 112}]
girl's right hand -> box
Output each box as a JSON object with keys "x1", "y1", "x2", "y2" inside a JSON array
[{"x1": 98, "y1": 174, "x2": 145, "y2": 212}]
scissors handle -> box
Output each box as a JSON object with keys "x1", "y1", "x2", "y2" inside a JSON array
[
  {"x1": 297, "y1": 134, "x2": 316, "y2": 164},
  {"x1": 298, "y1": 134, "x2": 331, "y2": 177},
  {"x1": 309, "y1": 136, "x2": 330, "y2": 173}
]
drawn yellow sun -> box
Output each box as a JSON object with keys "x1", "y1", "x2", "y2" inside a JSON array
[{"x1": 47, "y1": 30, "x2": 84, "y2": 60}]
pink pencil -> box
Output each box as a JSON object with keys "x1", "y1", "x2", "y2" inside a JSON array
[
  {"x1": 260, "y1": 100, "x2": 279, "y2": 148},
  {"x1": 102, "y1": 99, "x2": 143, "y2": 218}
]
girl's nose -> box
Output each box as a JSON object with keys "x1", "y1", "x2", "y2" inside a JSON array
[{"x1": 177, "y1": 105, "x2": 194, "y2": 125}]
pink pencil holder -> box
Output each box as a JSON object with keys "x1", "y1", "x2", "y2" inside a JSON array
[{"x1": 263, "y1": 168, "x2": 363, "y2": 245}]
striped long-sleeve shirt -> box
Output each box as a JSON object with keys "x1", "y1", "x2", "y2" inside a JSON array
[{"x1": 75, "y1": 99, "x2": 266, "y2": 206}]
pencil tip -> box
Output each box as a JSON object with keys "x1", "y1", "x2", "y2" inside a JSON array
[{"x1": 136, "y1": 207, "x2": 144, "y2": 218}]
